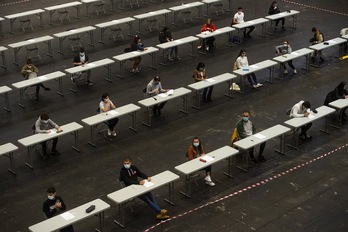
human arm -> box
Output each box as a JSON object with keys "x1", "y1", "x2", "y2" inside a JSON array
[
  {"x1": 232, "y1": 14, "x2": 239, "y2": 25},
  {"x1": 49, "y1": 119, "x2": 62, "y2": 132},
  {"x1": 290, "y1": 104, "x2": 307, "y2": 117},
  {"x1": 146, "y1": 82, "x2": 159, "y2": 96},
  {"x1": 210, "y1": 24, "x2": 217, "y2": 32},
  {"x1": 35, "y1": 120, "x2": 47, "y2": 134},
  {"x1": 73, "y1": 55, "x2": 83, "y2": 66},
  {"x1": 236, "y1": 120, "x2": 247, "y2": 139}
]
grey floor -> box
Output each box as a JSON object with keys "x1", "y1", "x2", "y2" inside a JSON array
[{"x1": 0, "y1": 0, "x2": 348, "y2": 231}]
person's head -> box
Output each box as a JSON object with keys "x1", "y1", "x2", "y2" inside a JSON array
[
  {"x1": 237, "y1": 7, "x2": 243, "y2": 13},
  {"x1": 79, "y1": 47, "x2": 85, "y2": 56},
  {"x1": 47, "y1": 187, "x2": 56, "y2": 200},
  {"x1": 312, "y1": 27, "x2": 318, "y2": 33},
  {"x1": 283, "y1": 40, "x2": 289, "y2": 47},
  {"x1": 242, "y1": 110, "x2": 250, "y2": 122},
  {"x1": 101, "y1": 93, "x2": 110, "y2": 102},
  {"x1": 26, "y1": 59, "x2": 33, "y2": 65},
  {"x1": 206, "y1": 18, "x2": 212, "y2": 25},
  {"x1": 162, "y1": 26, "x2": 169, "y2": 32},
  {"x1": 196, "y1": 62, "x2": 205, "y2": 71},
  {"x1": 134, "y1": 35, "x2": 140, "y2": 43},
  {"x1": 40, "y1": 113, "x2": 50, "y2": 123},
  {"x1": 192, "y1": 136, "x2": 201, "y2": 147},
  {"x1": 239, "y1": 49, "x2": 247, "y2": 57},
  {"x1": 123, "y1": 157, "x2": 132, "y2": 169},
  {"x1": 302, "y1": 101, "x2": 311, "y2": 110},
  {"x1": 153, "y1": 76, "x2": 161, "y2": 85},
  {"x1": 272, "y1": 1, "x2": 277, "y2": 7},
  {"x1": 337, "y1": 81, "x2": 347, "y2": 90}
]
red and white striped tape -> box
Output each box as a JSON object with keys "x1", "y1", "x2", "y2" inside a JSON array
[
  {"x1": 144, "y1": 143, "x2": 348, "y2": 232},
  {"x1": 0, "y1": 0, "x2": 30, "y2": 7}
]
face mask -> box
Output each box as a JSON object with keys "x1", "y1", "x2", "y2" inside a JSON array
[
  {"x1": 80, "y1": 53, "x2": 85, "y2": 56},
  {"x1": 193, "y1": 142, "x2": 199, "y2": 147},
  {"x1": 242, "y1": 117, "x2": 249, "y2": 122},
  {"x1": 42, "y1": 120, "x2": 48, "y2": 123},
  {"x1": 104, "y1": 98, "x2": 109, "y2": 102},
  {"x1": 199, "y1": 67, "x2": 204, "y2": 71},
  {"x1": 47, "y1": 195, "x2": 54, "y2": 200},
  {"x1": 284, "y1": 44, "x2": 288, "y2": 47},
  {"x1": 124, "y1": 164, "x2": 131, "y2": 169}
]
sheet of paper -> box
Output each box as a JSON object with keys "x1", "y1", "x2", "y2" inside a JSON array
[
  {"x1": 205, "y1": 79, "x2": 215, "y2": 82},
  {"x1": 131, "y1": 51, "x2": 139, "y2": 54},
  {"x1": 28, "y1": 39, "x2": 35, "y2": 42},
  {"x1": 87, "y1": 63, "x2": 96, "y2": 67},
  {"x1": 60, "y1": 212, "x2": 75, "y2": 220},
  {"x1": 38, "y1": 76, "x2": 47, "y2": 80},
  {"x1": 167, "y1": 89, "x2": 174, "y2": 95},
  {"x1": 254, "y1": 133, "x2": 266, "y2": 139},
  {"x1": 143, "y1": 180, "x2": 154, "y2": 188},
  {"x1": 175, "y1": 40, "x2": 183, "y2": 43},
  {"x1": 215, "y1": 30, "x2": 220, "y2": 33},
  {"x1": 112, "y1": 20, "x2": 119, "y2": 23},
  {"x1": 291, "y1": 52, "x2": 299, "y2": 55},
  {"x1": 48, "y1": 130, "x2": 57, "y2": 135},
  {"x1": 158, "y1": 93, "x2": 168, "y2": 98},
  {"x1": 200, "y1": 155, "x2": 214, "y2": 162},
  {"x1": 108, "y1": 110, "x2": 119, "y2": 116},
  {"x1": 308, "y1": 114, "x2": 315, "y2": 119},
  {"x1": 250, "y1": 65, "x2": 258, "y2": 68},
  {"x1": 328, "y1": 40, "x2": 336, "y2": 44},
  {"x1": 69, "y1": 30, "x2": 77, "y2": 32},
  {"x1": 248, "y1": 21, "x2": 255, "y2": 24}
]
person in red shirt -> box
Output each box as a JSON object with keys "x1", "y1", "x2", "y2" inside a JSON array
[{"x1": 198, "y1": 18, "x2": 216, "y2": 52}]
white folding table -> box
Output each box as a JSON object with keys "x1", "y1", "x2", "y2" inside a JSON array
[
  {"x1": 0, "y1": 143, "x2": 18, "y2": 175},
  {"x1": 44, "y1": 2, "x2": 82, "y2": 25},
  {"x1": 0, "y1": 85, "x2": 12, "y2": 112},
  {"x1": 5, "y1": 9, "x2": 44, "y2": 34},
  {"x1": 95, "y1": 17, "x2": 135, "y2": 44}
]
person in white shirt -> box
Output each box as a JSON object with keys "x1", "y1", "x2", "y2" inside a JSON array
[
  {"x1": 275, "y1": 40, "x2": 297, "y2": 74},
  {"x1": 232, "y1": 7, "x2": 255, "y2": 38},
  {"x1": 99, "y1": 93, "x2": 119, "y2": 136},
  {"x1": 290, "y1": 100, "x2": 313, "y2": 139},
  {"x1": 236, "y1": 49, "x2": 263, "y2": 88}
]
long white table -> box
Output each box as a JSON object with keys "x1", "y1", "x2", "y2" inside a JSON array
[
  {"x1": 107, "y1": 170, "x2": 179, "y2": 228},
  {"x1": 0, "y1": 85, "x2": 12, "y2": 112},
  {"x1": 0, "y1": 143, "x2": 18, "y2": 175},
  {"x1": 233, "y1": 124, "x2": 291, "y2": 171},
  {"x1": 138, "y1": 87, "x2": 191, "y2": 127},
  {"x1": 0, "y1": 17, "x2": 4, "y2": 36},
  {"x1": 233, "y1": 59, "x2": 278, "y2": 93},
  {"x1": 12, "y1": 71, "x2": 66, "y2": 108},
  {"x1": 169, "y1": 2, "x2": 204, "y2": 25},
  {"x1": 65, "y1": 58, "x2": 114, "y2": 92},
  {"x1": 113, "y1": 46, "x2": 159, "y2": 79},
  {"x1": 272, "y1": 48, "x2": 314, "y2": 79},
  {"x1": 328, "y1": 98, "x2": 348, "y2": 129},
  {"x1": 202, "y1": 0, "x2": 224, "y2": 17},
  {"x1": 0, "y1": 46, "x2": 7, "y2": 69},
  {"x1": 44, "y1": 1, "x2": 82, "y2": 25},
  {"x1": 175, "y1": 146, "x2": 239, "y2": 198},
  {"x1": 18, "y1": 122, "x2": 83, "y2": 169},
  {"x1": 232, "y1": 18, "x2": 269, "y2": 44},
  {"x1": 265, "y1": 10, "x2": 300, "y2": 33},
  {"x1": 53, "y1": 26, "x2": 96, "y2": 54},
  {"x1": 309, "y1": 37, "x2": 347, "y2": 67},
  {"x1": 29, "y1": 198, "x2": 110, "y2": 232},
  {"x1": 81, "y1": 103, "x2": 141, "y2": 147},
  {"x1": 5, "y1": 9, "x2": 44, "y2": 33},
  {"x1": 188, "y1": 73, "x2": 237, "y2": 109},
  {"x1": 156, "y1": 36, "x2": 198, "y2": 65},
  {"x1": 284, "y1": 105, "x2": 335, "y2": 149},
  {"x1": 133, "y1": 9, "x2": 171, "y2": 34},
  {"x1": 8, "y1": 36, "x2": 54, "y2": 66},
  {"x1": 82, "y1": 0, "x2": 105, "y2": 17},
  {"x1": 95, "y1": 17, "x2": 135, "y2": 43},
  {"x1": 196, "y1": 26, "x2": 236, "y2": 54}
]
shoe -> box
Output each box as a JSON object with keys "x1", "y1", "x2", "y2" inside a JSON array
[
  {"x1": 42, "y1": 155, "x2": 48, "y2": 160},
  {"x1": 206, "y1": 46, "x2": 209, "y2": 51},
  {"x1": 44, "y1": 87, "x2": 51, "y2": 91},
  {"x1": 257, "y1": 155, "x2": 266, "y2": 162},
  {"x1": 256, "y1": 83, "x2": 263, "y2": 87},
  {"x1": 204, "y1": 175, "x2": 212, "y2": 182},
  {"x1": 246, "y1": 34, "x2": 252, "y2": 38},
  {"x1": 320, "y1": 58, "x2": 325, "y2": 63},
  {"x1": 131, "y1": 69, "x2": 136, "y2": 73},
  {"x1": 71, "y1": 77, "x2": 76, "y2": 84},
  {"x1": 284, "y1": 69, "x2": 288, "y2": 74},
  {"x1": 107, "y1": 129, "x2": 112, "y2": 136},
  {"x1": 206, "y1": 181, "x2": 215, "y2": 186},
  {"x1": 299, "y1": 133, "x2": 312, "y2": 140},
  {"x1": 253, "y1": 84, "x2": 258, "y2": 88},
  {"x1": 168, "y1": 56, "x2": 173, "y2": 61},
  {"x1": 51, "y1": 150, "x2": 60, "y2": 156},
  {"x1": 293, "y1": 69, "x2": 297, "y2": 74},
  {"x1": 112, "y1": 130, "x2": 117, "y2": 137},
  {"x1": 197, "y1": 45, "x2": 202, "y2": 50},
  {"x1": 135, "y1": 68, "x2": 140, "y2": 73},
  {"x1": 156, "y1": 213, "x2": 169, "y2": 220},
  {"x1": 160, "y1": 209, "x2": 167, "y2": 215},
  {"x1": 87, "y1": 81, "x2": 93, "y2": 86},
  {"x1": 175, "y1": 56, "x2": 181, "y2": 60}
]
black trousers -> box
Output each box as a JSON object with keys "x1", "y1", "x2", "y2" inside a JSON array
[
  {"x1": 249, "y1": 142, "x2": 266, "y2": 159},
  {"x1": 300, "y1": 123, "x2": 312, "y2": 135},
  {"x1": 41, "y1": 137, "x2": 58, "y2": 155},
  {"x1": 106, "y1": 118, "x2": 119, "y2": 130}
]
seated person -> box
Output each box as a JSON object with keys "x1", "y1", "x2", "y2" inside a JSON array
[
  {"x1": 198, "y1": 18, "x2": 216, "y2": 51},
  {"x1": 193, "y1": 62, "x2": 213, "y2": 102},
  {"x1": 268, "y1": 1, "x2": 286, "y2": 31},
  {"x1": 275, "y1": 40, "x2": 297, "y2": 74},
  {"x1": 309, "y1": 27, "x2": 325, "y2": 63},
  {"x1": 324, "y1": 81, "x2": 348, "y2": 120},
  {"x1": 120, "y1": 157, "x2": 169, "y2": 220},
  {"x1": 21, "y1": 59, "x2": 50, "y2": 99},
  {"x1": 187, "y1": 137, "x2": 215, "y2": 186},
  {"x1": 146, "y1": 76, "x2": 168, "y2": 117},
  {"x1": 130, "y1": 35, "x2": 148, "y2": 73},
  {"x1": 236, "y1": 49, "x2": 263, "y2": 88},
  {"x1": 35, "y1": 113, "x2": 62, "y2": 160},
  {"x1": 289, "y1": 100, "x2": 313, "y2": 139},
  {"x1": 236, "y1": 110, "x2": 266, "y2": 163},
  {"x1": 159, "y1": 26, "x2": 180, "y2": 61},
  {"x1": 99, "y1": 93, "x2": 119, "y2": 136},
  {"x1": 72, "y1": 47, "x2": 92, "y2": 86},
  {"x1": 232, "y1": 7, "x2": 255, "y2": 38}
]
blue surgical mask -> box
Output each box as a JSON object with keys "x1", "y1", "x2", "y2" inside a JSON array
[
  {"x1": 242, "y1": 117, "x2": 249, "y2": 122},
  {"x1": 199, "y1": 67, "x2": 204, "y2": 71},
  {"x1": 193, "y1": 142, "x2": 199, "y2": 147},
  {"x1": 124, "y1": 164, "x2": 131, "y2": 169}
]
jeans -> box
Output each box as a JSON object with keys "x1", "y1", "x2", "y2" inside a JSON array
[
  {"x1": 106, "y1": 118, "x2": 119, "y2": 130},
  {"x1": 138, "y1": 192, "x2": 161, "y2": 213},
  {"x1": 246, "y1": 73, "x2": 258, "y2": 86}
]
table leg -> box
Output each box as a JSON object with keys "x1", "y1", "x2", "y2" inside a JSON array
[
  {"x1": 9, "y1": 18, "x2": 16, "y2": 34},
  {"x1": 225, "y1": 32, "x2": 234, "y2": 48},
  {"x1": 189, "y1": 41, "x2": 196, "y2": 58},
  {"x1": 98, "y1": 27, "x2": 107, "y2": 44},
  {"x1": 1, "y1": 51, "x2": 6, "y2": 69},
  {"x1": 163, "y1": 13, "x2": 168, "y2": 26},
  {"x1": 127, "y1": 21, "x2": 133, "y2": 36},
  {"x1": 117, "y1": 61, "x2": 124, "y2": 79},
  {"x1": 180, "y1": 175, "x2": 192, "y2": 198},
  {"x1": 180, "y1": 94, "x2": 189, "y2": 114},
  {"x1": 222, "y1": 156, "x2": 234, "y2": 178},
  {"x1": 226, "y1": 0, "x2": 233, "y2": 12},
  {"x1": 129, "y1": 111, "x2": 138, "y2": 131},
  {"x1": 136, "y1": 19, "x2": 144, "y2": 35},
  {"x1": 18, "y1": 88, "x2": 25, "y2": 108},
  {"x1": 57, "y1": 77, "x2": 64, "y2": 96},
  {"x1": 110, "y1": 0, "x2": 116, "y2": 11},
  {"x1": 104, "y1": 64, "x2": 112, "y2": 82},
  {"x1": 46, "y1": 40, "x2": 53, "y2": 57},
  {"x1": 290, "y1": 15, "x2": 297, "y2": 29},
  {"x1": 235, "y1": 75, "x2": 245, "y2": 94},
  {"x1": 275, "y1": 133, "x2": 287, "y2": 155},
  {"x1": 48, "y1": 11, "x2": 54, "y2": 26},
  {"x1": 224, "y1": 80, "x2": 234, "y2": 98},
  {"x1": 260, "y1": 22, "x2": 266, "y2": 38},
  {"x1": 38, "y1": 13, "x2": 43, "y2": 28},
  {"x1": 76, "y1": 5, "x2": 81, "y2": 20},
  {"x1": 149, "y1": 52, "x2": 156, "y2": 69},
  {"x1": 236, "y1": 149, "x2": 249, "y2": 172},
  {"x1": 267, "y1": 20, "x2": 275, "y2": 35},
  {"x1": 88, "y1": 125, "x2": 97, "y2": 147},
  {"x1": 204, "y1": 3, "x2": 210, "y2": 18},
  {"x1": 72, "y1": 131, "x2": 81, "y2": 152},
  {"x1": 85, "y1": 3, "x2": 92, "y2": 17},
  {"x1": 3, "y1": 92, "x2": 11, "y2": 112},
  {"x1": 95, "y1": 211, "x2": 105, "y2": 232},
  {"x1": 199, "y1": 38, "x2": 207, "y2": 55},
  {"x1": 6, "y1": 152, "x2": 16, "y2": 175},
  {"x1": 320, "y1": 115, "x2": 331, "y2": 134},
  {"x1": 287, "y1": 128, "x2": 299, "y2": 150},
  {"x1": 191, "y1": 90, "x2": 201, "y2": 110},
  {"x1": 142, "y1": 107, "x2": 152, "y2": 127},
  {"x1": 88, "y1": 31, "x2": 95, "y2": 47},
  {"x1": 114, "y1": 204, "x2": 125, "y2": 228},
  {"x1": 171, "y1": 11, "x2": 178, "y2": 26},
  {"x1": 25, "y1": 147, "x2": 33, "y2": 169},
  {"x1": 196, "y1": 5, "x2": 202, "y2": 20},
  {"x1": 160, "y1": 49, "x2": 168, "y2": 65},
  {"x1": 164, "y1": 182, "x2": 176, "y2": 205},
  {"x1": 57, "y1": 37, "x2": 66, "y2": 54},
  {"x1": 13, "y1": 47, "x2": 21, "y2": 66}
]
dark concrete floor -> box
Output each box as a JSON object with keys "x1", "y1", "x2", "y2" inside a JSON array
[{"x1": 0, "y1": 0, "x2": 348, "y2": 231}]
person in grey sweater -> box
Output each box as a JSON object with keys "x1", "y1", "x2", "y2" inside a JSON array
[
  {"x1": 35, "y1": 113, "x2": 62, "y2": 159},
  {"x1": 146, "y1": 76, "x2": 169, "y2": 116},
  {"x1": 275, "y1": 40, "x2": 297, "y2": 74}
]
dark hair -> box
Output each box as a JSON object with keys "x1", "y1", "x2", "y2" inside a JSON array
[
  {"x1": 196, "y1": 62, "x2": 205, "y2": 70},
  {"x1": 336, "y1": 81, "x2": 347, "y2": 96},
  {"x1": 134, "y1": 35, "x2": 140, "y2": 42},
  {"x1": 192, "y1": 136, "x2": 203, "y2": 153},
  {"x1": 79, "y1": 47, "x2": 85, "y2": 53},
  {"x1": 271, "y1": 1, "x2": 277, "y2": 5},
  {"x1": 26, "y1": 59, "x2": 33, "y2": 64},
  {"x1": 237, "y1": 7, "x2": 243, "y2": 10},
  {"x1": 238, "y1": 49, "x2": 247, "y2": 58},
  {"x1": 312, "y1": 27, "x2": 317, "y2": 32},
  {"x1": 302, "y1": 101, "x2": 311, "y2": 109},
  {"x1": 162, "y1": 26, "x2": 169, "y2": 32},
  {"x1": 154, "y1": 76, "x2": 161, "y2": 82},
  {"x1": 40, "y1": 113, "x2": 49, "y2": 120},
  {"x1": 101, "y1": 93, "x2": 109, "y2": 100},
  {"x1": 47, "y1": 187, "x2": 56, "y2": 194}
]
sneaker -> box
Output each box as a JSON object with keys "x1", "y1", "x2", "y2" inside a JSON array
[
  {"x1": 299, "y1": 133, "x2": 312, "y2": 140},
  {"x1": 135, "y1": 68, "x2": 140, "y2": 73},
  {"x1": 87, "y1": 81, "x2": 93, "y2": 86},
  {"x1": 168, "y1": 56, "x2": 173, "y2": 61},
  {"x1": 197, "y1": 45, "x2": 202, "y2": 50},
  {"x1": 112, "y1": 130, "x2": 117, "y2": 137},
  {"x1": 44, "y1": 87, "x2": 51, "y2": 91},
  {"x1": 284, "y1": 69, "x2": 288, "y2": 74},
  {"x1": 175, "y1": 56, "x2": 181, "y2": 60},
  {"x1": 107, "y1": 129, "x2": 112, "y2": 136},
  {"x1": 156, "y1": 213, "x2": 169, "y2": 220},
  {"x1": 160, "y1": 209, "x2": 167, "y2": 215},
  {"x1": 42, "y1": 155, "x2": 48, "y2": 160},
  {"x1": 71, "y1": 77, "x2": 76, "y2": 84},
  {"x1": 253, "y1": 84, "x2": 258, "y2": 88},
  {"x1": 256, "y1": 83, "x2": 263, "y2": 87},
  {"x1": 293, "y1": 69, "x2": 297, "y2": 74},
  {"x1": 206, "y1": 46, "x2": 209, "y2": 51},
  {"x1": 204, "y1": 175, "x2": 212, "y2": 182},
  {"x1": 206, "y1": 181, "x2": 215, "y2": 186},
  {"x1": 131, "y1": 69, "x2": 136, "y2": 73}
]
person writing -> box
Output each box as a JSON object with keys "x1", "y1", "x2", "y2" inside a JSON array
[
  {"x1": 119, "y1": 157, "x2": 169, "y2": 220},
  {"x1": 275, "y1": 40, "x2": 297, "y2": 74},
  {"x1": 159, "y1": 26, "x2": 180, "y2": 61},
  {"x1": 72, "y1": 47, "x2": 92, "y2": 86},
  {"x1": 289, "y1": 100, "x2": 313, "y2": 140},
  {"x1": 310, "y1": 27, "x2": 325, "y2": 63},
  {"x1": 324, "y1": 81, "x2": 348, "y2": 121},
  {"x1": 236, "y1": 49, "x2": 263, "y2": 88},
  {"x1": 193, "y1": 62, "x2": 213, "y2": 102},
  {"x1": 268, "y1": 1, "x2": 286, "y2": 31},
  {"x1": 198, "y1": 18, "x2": 216, "y2": 51},
  {"x1": 130, "y1": 35, "x2": 148, "y2": 73},
  {"x1": 187, "y1": 137, "x2": 215, "y2": 186},
  {"x1": 99, "y1": 93, "x2": 119, "y2": 136},
  {"x1": 146, "y1": 76, "x2": 169, "y2": 117}
]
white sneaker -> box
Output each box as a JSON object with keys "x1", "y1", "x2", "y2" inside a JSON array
[
  {"x1": 135, "y1": 68, "x2": 140, "y2": 73},
  {"x1": 206, "y1": 181, "x2": 215, "y2": 186},
  {"x1": 204, "y1": 175, "x2": 212, "y2": 182},
  {"x1": 112, "y1": 131, "x2": 117, "y2": 137},
  {"x1": 284, "y1": 69, "x2": 288, "y2": 74},
  {"x1": 206, "y1": 46, "x2": 209, "y2": 51},
  {"x1": 293, "y1": 69, "x2": 297, "y2": 74},
  {"x1": 131, "y1": 69, "x2": 136, "y2": 73},
  {"x1": 107, "y1": 129, "x2": 111, "y2": 136},
  {"x1": 197, "y1": 45, "x2": 202, "y2": 50},
  {"x1": 253, "y1": 84, "x2": 258, "y2": 88},
  {"x1": 257, "y1": 83, "x2": 263, "y2": 87}
]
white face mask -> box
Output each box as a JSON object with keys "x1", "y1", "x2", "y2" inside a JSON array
[
  {"x1": 42, "y1": 120, "x2": 49, "y2": 123},
  {"x1": 47, "y1": 195, "x2": 54, "y2": 200},
  {"x1": 193, "y1": 142, "x2": 199, "y2": 147},
  {"x1": 104, "y1": 98, "x2": 109, "y2": 102},
  {"x1": 124, "y1": 164, "x2": 131, "y2": 169},
  {"x1": 80, "y1": 53, "x2": 85, "y2": 56}
]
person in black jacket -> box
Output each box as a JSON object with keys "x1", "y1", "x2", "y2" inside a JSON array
[
  {"x1": 324, "y1": 81, "x2": 348, "y2": 120},
  {"x1": 72, "y1": 47, "x2": 92, "y2": 86},
  {"x1": 159, "y1": 26, "x2": 180, "y2": 61},
  {"x1": 43, "y1": 187, "x2": 74, "y2": 232},
  {"x1": 119, "y1": 157, "x2": 169, "y2": 219},
  {"x1": 268, "y1": 1, "x2": 285, "y2": 31}
]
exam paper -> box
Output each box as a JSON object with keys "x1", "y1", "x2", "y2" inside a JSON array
[
  {"x1": 167, "y1": 89, "x2": 174, "y2": 95},
  {"x1": 200, "y1": 155, "x2": 214, "y2": 162},
  {"x1": 205, "y1": 79, "x2": 215, "y2": 82},
  {"x1": 143, "y1": 180, "x2": 154, "y2": 188},
  {"x1": 108, "y1": 110, "x2": 119, "y2": 116},
  {"x1": 308, "y1": 114, "x2": 315, "y2": 119},
  {"x1": 60, "y1": 212, "x2": 75, "y2": 220},
  {"x1": 158, "y1": 93, "x2": 168, "y2": 98},
  {"x1": 48, "y1": 130, "x2": 57, "y2": 135},
  {"x1": 250, "y1": 65, "x2": 258, "y2": 68},
  {"x1": 38, "y1": 76, "x2": 47, "y2": 80},
  {"x1": 254, "y1": 133, "x2": 266, "y2": 139}
]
